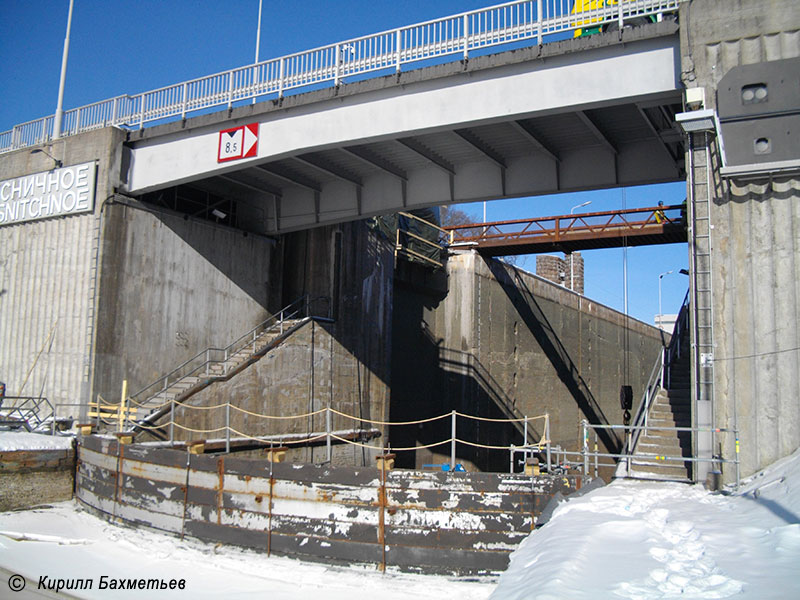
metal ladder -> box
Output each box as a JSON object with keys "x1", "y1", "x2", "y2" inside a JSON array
[{"x1": 688, "y1": 132, "x2": 716, "y2": 483}]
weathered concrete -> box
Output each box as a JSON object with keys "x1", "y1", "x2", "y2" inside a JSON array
[
  {"x1": 93, "y1": 199, "x2": 277, "y2": 408},
  {"x1": 680, "y1": 0, "x2": 800, "y2": 482},
  {"x1": 0, "y1": 128, "x2": 126, "y2": 413},
  {"x1": 168, "y1": 219, "x2": 394, "y2": 467},
  {"x1": 391, "y1": 251, "x2": 665, "y2": 475}
]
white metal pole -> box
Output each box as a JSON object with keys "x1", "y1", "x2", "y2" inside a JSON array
[
  {"x1": 53, "y1": 0, "x2": 75, "y2": 140},
  {"x1": 252, "y1": 0, "x2": 263, "y2": 104},
  {"x1": 570, "y1": 201, "x2": 591, "y2": 292},
  {"x1": 658, "y1": 270, "x2": 673, "y2": 329}
]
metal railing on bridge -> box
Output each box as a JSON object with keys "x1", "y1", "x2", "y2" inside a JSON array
[
  {"x1": 1, "y1": 0, "x2": 682, "y2": 153},
  {"x1": 446, "y1": 204, "x2": 686, "y2": 254}
]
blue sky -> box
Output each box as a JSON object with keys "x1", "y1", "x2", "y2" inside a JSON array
[{"x1": 0, "y1": 0, "x2": 689, "y2": 324}]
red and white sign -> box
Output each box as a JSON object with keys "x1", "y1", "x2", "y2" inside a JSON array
[{"x1": 217, "y1": 123, "x2": 259, "y2": 163}]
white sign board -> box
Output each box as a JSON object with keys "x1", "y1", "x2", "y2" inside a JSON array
[{"x1": 0, "y1": 162, "x2": 97, "y2": 227}]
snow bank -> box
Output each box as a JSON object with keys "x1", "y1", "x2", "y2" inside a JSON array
[
  {"x1": 0, "y1": 432, "x2": 74, "y2": 451},
  {"x1": 0, "y1": 502, "x2": 493, "y2": 599},
  {"x1": 491, "y1": 448, "x2": 800, "y2": 600}
]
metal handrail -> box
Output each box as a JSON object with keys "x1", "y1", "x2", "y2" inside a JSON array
[
  {"x1": 1, "y1": 0, "x2": 681, "y2": 153},
  {"x1": 623, "y1": 289, "x2": 690, "y2": 459},
  {"x1": 0, "y1": 395, "x2": 54, "y2": 431},
  {"x1": 128, "y1": 295, "x2": 329, "y2": 409},
  {"x1": 446, "y1": 204, "x2": 684, "y2": 244}
]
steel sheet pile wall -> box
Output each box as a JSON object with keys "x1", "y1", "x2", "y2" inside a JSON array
[{"x1": 76, "y1": 436, "x2": 580, "y2": 575}]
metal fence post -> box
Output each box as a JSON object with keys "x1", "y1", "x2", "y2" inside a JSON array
[
  {"x1": 523, "y1": 415, "x2": 528, "y2": 446},
  {"x1": 334, "y1": 44, "x2": 341, "y2": 86},
  {"x1": 537, "y1": 0, "x2": 543, "y2": 46},
  {"x1": 582, "y1": 420, "x2": 588, "y2": 476},
  {"x1": 545, "y1": 413, "x2": 551, "y2": 472},
  {"x1": 278, "y1": 57, "x2": 285, "y2": 98},
  {"x1": 181, "y1": 82, "x2": 188, "y2": 120},
  {"x1": 170, "y1": 399, "x2": 175, "y2": 444},
  {"x1": 225, "y1": 401, "x2": 231, "y2": 454},
  {"x1": 463, "y1": 14, "x2": 469, "y2": 61},
  {"x1": 395, "y1": 29, "x2": 402, "y2": 73},
  {"x1": 509, "y1": 444, "x2": 515, "y2": 473},
  {"x1": 326, "y1": 407, "x2": 332, "y2": 463},
  {"x1": 450, "y1": 410, "x2": 457, "y2": 470}
]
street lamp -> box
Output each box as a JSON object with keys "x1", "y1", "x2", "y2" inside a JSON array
[
  {"x1": 253, "y1": 0, "x2": 263, "y2": 105},
  {"x1": 53, "y1": 0, "x2": 75, "y2": 140},
  {"x1": 569, "y1": 201, "x2": 592, "y2": 292},
  {"x1": 658, "y1": 270, "x2": 674, "y2": 329}
]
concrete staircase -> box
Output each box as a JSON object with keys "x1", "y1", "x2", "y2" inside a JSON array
[
  {"x1": 119, "y1": 296, "x2": 331, "y2": 436},
  {"x1": 628, "y1": 335, "x2": 693, "y2": 481}
]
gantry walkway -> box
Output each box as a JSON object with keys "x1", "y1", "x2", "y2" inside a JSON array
[{"x1": 445, "y1": 204, "x2": 686, "y2": 256}]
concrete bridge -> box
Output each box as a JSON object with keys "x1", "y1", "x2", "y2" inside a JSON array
[{"x1": 1, "y1": 0, "x2": 799, "y2": 486}]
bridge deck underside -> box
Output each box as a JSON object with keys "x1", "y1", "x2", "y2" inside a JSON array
[{"x1": 129, "y1": 25, "x2": 684, "y2": 235}]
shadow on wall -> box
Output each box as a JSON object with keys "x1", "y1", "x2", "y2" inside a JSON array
[
  {"x1": 390, "y1": 284, "x2": 534, "y2": 473},
  {"x1": 113, "y1": 197, "x2": 274, "y2": 308},
  {"x1": 484, "y1": 258, "x2": 622, "y2": 455}
]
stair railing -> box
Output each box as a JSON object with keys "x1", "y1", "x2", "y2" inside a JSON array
[
  {"x1": 623, "y1": 289, "x2": 691, "y2": 471},
  {"x1": 127, "y1": 295, "x2": 330, "y2": 416}
]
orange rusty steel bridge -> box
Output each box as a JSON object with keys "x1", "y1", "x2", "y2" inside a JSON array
[{"x1": 444, "y1": 204, "x2": 687, "y2": 256}]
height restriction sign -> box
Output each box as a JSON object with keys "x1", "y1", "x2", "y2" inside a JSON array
[{"x1": 217, "y1": 123, "x2": 259, "y2": 163}]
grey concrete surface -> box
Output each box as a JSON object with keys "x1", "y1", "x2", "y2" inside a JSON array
[{"x1": 680, "y1": 0, "x2": 800, "y2": 481}]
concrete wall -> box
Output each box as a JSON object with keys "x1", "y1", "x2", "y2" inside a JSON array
[
  {"x1": 391, "y1": 251, "x2": 665, "y2": 474},
  {"x1": 680, "y1": 0, "x2": 800, "y2": 479},
  {"x1": 93, "y1": 201, "x2": 276, "y2": 407},
  {"x1": 0, "y1": 128, "x2": 125, "y2": 412},
  {"x1": 169, "y1": 219, "x2": 394, "y2": 468}
]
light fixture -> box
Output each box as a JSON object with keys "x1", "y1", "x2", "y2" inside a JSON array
[
  {"x1": 30, "y1": 148, "x2": 62, "y2": 169},
  {"x1": 211, "y1": 209, "x2": 227, "y2": 220},
  {"x1": 676, "y1": 109, "x2": 717, "y2": 134}
]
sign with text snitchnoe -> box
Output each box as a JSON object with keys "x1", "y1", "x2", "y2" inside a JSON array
[
  {"x1": 218, "y1": 123, "x2": 259, "y2": 163},
  {"x1": 0, "y1": 162, "x2": 97, "y2": 227}
]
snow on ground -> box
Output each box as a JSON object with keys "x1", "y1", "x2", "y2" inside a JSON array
[
  {"x1": 0, "y1": 432, "x2": 74, "y2": 451},
  {"x1": 2, "y1": 443, "x2": 800, "y2": 599},
  {"x1": 491, "y1": 448, "x2": 800, "y2": 600},
  {"x1": 0, "y1": 502, "x2": 493, "y2": 599}
]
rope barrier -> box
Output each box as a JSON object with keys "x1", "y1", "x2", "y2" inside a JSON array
[
  {"x1": 454, "y1": 411, "x2": 548, "y2": 424},
  {"x1": 171, "y1": 398, "x2": 227, "y2": 410},
  {"x1": 455, "y1": 438, "x2": 547, "y2": 451},
  {"x1": 329, "y1": 433, "x2": 451, "y2": 452},
  {"x1": 229, "y1": 405, "x2": 328, "y2": 420},
  {"x1": 328, "y1": 408, "x2": 450, "y2": 426},
  {"x1": 169, "y1": 422, "x2": 229, "y2": 434},
  {"x1": 228, "y1": 427, "x2": 329, "y2": 446}
]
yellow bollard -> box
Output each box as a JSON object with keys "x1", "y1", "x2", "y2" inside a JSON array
[
  {"x1": 265, "y1": 447, "x2": 289, "y2": 463},
  {"x1": 118, "y1": 379, "x2": 128, "y2": 433},
  {"x1": 375, "y1": 453, "x2": 396, "y2": 472}
]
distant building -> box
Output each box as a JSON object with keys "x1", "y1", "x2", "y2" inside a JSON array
[
  {"x1": 536, "y1": 253, "x2": 584, "y2": 294},
  {"x1": 655, "y1": 314, "x2": 678, "y2": 333}
]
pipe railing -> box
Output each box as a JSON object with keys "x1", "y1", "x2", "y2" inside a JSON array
[
  {"x1": 581, "y1": 420, "x2": 740, "y2": 489},
  {"x1": 126, "y1": 295, "x2": 330, "y2": 418},
  {"x1": 1, "y1": 0, "x2": 681, "y2": 153}
]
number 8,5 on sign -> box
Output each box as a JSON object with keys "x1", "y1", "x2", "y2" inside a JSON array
[{"x1": 217, "y1": 123, "x2": 259, "y2": 163}]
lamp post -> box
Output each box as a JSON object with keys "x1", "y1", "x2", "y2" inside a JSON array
[
  {"x1": 53, "y1": 0, "x2": 75, "y2": 140},
  {"x1": 253, "y1": 0, "x2": 263, "y2": 104},
  {"x1": 658, "y1": 270, "x2": 673, "y2": 329},
  {"x1": 569, "y1": 201, "x2": 592, "y2": 292}
]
